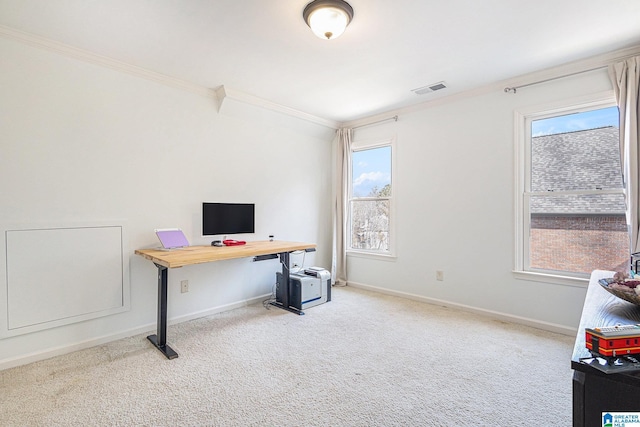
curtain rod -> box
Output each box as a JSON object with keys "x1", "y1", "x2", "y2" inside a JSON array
[
  {"x1": 352, "y1": 115, "x2": 398, "y2": 129},
  {"x1": 504, "y1": 66, "x2": 607, "y2": 94}
]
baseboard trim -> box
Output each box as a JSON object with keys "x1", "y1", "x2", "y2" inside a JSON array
[
  {"x1": 346, "y1": 281, "x2": 577, "y2": 336},
  {"x1": 165, "y1": 294, "x2": 270, "y2": 326},
  {"x1": 0, "y1": 294, "x2": 270, "y2": 371},
  {"x1": 2, "y1": 283, "x2": 576, "y2": 371}
]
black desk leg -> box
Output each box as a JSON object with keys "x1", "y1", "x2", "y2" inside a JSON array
[
  {"x1": 269, "y1": 251, "x2": 304, "y2": 315},
  {"x1": 281, "y1": 251, "x2": 290, "y2": 308},
  {"x1": 147, "y1": 263, "x2": 179, "y2": 359}
]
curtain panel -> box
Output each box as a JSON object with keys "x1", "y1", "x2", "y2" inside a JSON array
[
  {"x1": 609, "y1": 56, "x2": 640, "y2": 253},
  {"x1": 332, "y1": 128, "x2": 352, "y2": 285}
]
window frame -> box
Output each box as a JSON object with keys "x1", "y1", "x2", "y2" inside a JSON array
[
  {"x1": 347, "y1": 137, "x2": 397, "y2": 260},
  {"x1": 513, "y1": 90, "x2": 622, "y2": 286}
]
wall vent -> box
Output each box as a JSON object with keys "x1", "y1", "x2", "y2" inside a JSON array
[{"x1": 412, "y1": 81, "x2": 447, "y2": 95}]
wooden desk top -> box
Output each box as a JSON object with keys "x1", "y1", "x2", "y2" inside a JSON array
[{"x1": 135, "y1": 240, "x2": 316, "y2": 268}]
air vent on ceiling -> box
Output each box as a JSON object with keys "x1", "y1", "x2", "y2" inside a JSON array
[{"x1": 411, "y1": 81, "x2": 447, "y2": 95}]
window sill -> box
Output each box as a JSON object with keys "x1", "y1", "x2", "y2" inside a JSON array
[
  {"x1": 347, "y1": 250, "x2": 397, "y2": 262},
  {"x1": 512, "y1": 270, "x2": 588, "y2": 288}
]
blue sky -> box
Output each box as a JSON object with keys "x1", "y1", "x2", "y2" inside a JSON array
[
  {"x1": 352, "y1": 146, "x2": 391, "y2": 197},
  {"x1": 532, "y1": 106, "x2": 619, "y2": 136}
]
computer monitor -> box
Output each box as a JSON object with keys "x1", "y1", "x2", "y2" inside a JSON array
[{"x1": 202, "y1": 202, "x2": 255, "y2": 236}]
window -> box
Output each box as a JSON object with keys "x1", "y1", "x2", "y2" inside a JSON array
[
  {"x1": 349, "y1": 140, "x2": 394, "y2": 256},
  {"x1": 515, "y1": 93, "x2": 627, "y2": 283}
]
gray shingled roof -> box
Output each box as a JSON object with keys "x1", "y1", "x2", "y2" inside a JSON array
[{"x1": 530, "y1": 126, "x2": 625, "y2": 214}]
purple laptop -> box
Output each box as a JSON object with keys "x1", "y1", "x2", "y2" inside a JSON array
[{"x1": 155, "y1": 228, "x2": 190, "y2": 249}]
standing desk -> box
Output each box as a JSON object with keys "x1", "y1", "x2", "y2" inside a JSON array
[{"x1": 135, "y1": 240, "x2": 316, "y2": 359}]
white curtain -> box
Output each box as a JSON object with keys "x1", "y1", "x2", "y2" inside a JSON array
[
  {"x1": 609, "y1": 56, "x2": 640, "y2": 253},
  {"x1": 331, "y1": 128, "x2": 352, "y2": 286}
]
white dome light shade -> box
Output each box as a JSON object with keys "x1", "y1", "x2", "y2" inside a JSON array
[
  {"x1": 303, "y1": 0, "x2": 354, "y2": 40},
  {"x1": 307, "y1": 7, "x2": 349, "y2": 39}
]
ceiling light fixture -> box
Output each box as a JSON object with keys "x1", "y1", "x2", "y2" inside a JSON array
[{"x1": 303, "y1": 0, "x2": 354, "y2": 40}]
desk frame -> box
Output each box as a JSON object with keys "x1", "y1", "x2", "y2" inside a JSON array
[{"x1": 136, "y1": 241, "x2": 316, "y2": 359}]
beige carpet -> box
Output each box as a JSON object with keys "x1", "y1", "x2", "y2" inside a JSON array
[{"x1": 0, "y1": 286, "x2": 574, "y2": 426}]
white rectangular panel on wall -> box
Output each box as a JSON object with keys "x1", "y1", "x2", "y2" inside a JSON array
[{"x1": 3, "y1": 225, "x2": 129, "y2": 336}]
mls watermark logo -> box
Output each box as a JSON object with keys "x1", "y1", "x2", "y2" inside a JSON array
[{"x1": 603, "y1": 412, "x2": 640, "y2": 427}]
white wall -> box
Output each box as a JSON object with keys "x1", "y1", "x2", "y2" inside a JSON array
[
  {"x1": 347, "y1": 69, "x2": 615, "y2": 334},
  {"x1": 0, "y1": 36, "x2": 333, "y2": 367},
  {"x1": 1, "y1": 28, "x2": 626, "y2": 368}
]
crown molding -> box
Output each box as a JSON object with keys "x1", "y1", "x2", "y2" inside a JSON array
[
  {"x1": 216, "y1": 85, "x2": 337, "y2": 139},
  {"x1": 216, "y1": 86, "x2": 339, "y2": 130},
  {"x1": 500, "y1": 44, "x2": 640, "y2": 93},
  {"x1": 343, "y1": 44, "x2": 640, "y2": 128},
  {"x1": 7, "y1": 22, "x2": 633, "y2": 132},
  {"x1": 0, "y1": 25, "x2": 217, "y2": 99},
  {"x1": 0, "y1": 24, "x2": 339, "y2": 131}
]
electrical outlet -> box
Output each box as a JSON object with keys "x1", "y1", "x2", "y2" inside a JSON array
[
  {"x1": 436, "y1": 271, "x2": 444, "y2": 281},
  {"x1": 181, "y1": 280, "x2": 189, "y2": 293}
]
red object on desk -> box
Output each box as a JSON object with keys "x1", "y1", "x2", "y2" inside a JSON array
[{"x1": 223, "y1": 239, "x2": 246, "y2": 246}]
